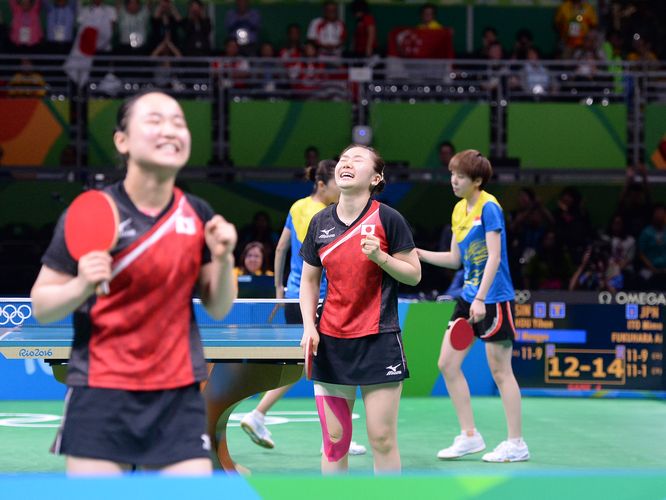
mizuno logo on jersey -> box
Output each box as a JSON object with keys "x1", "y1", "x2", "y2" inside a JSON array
[
  {"x1": 319, "y1": 227, "x2": 336, "y2": 239},
  {"x1": 385, "y1": 363, "x2": 402, "y2": 376}
]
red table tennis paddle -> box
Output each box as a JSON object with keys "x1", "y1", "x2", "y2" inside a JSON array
[
  {"x1": 449, "y1": 317, "x2": 475, "y2": 351},
  {"x1": 64, "y1": 190, "x2": 119, "y2": 295},
  {"x1": 304, "y1": 336, "x2": 314, "y2": 381}
]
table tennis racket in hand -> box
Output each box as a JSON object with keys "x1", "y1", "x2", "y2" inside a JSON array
[
  {"x1": 449, "y1": 317, "x2": 474, "y2": 351},
  {"x1": 64, "y1": 190, "x2": 119, "y2": 295},
  {"x1": 304, "y1": 336, "x2": 314, "y2": 381}
]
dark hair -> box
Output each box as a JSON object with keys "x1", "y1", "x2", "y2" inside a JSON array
[
  {"x1": 351, "y1": 0, "x2": 369, "y2": 14},
  {"x1": 448, "y1": 149, "x2": 493, "y2": 189},
  {"x1": 520, "y1": 186, "x2": 536, "y2": 203},
  {"x1": 340, "y1": 144, "x2": 386, "y2": 195},
  {"x1": 239, "y1": 241, "x2": 269, "y2": 274},
  {"x1": 421, "y1": 2, "x2": 436, "y2": 14},
  {"x1": 482, "y1": 26, "x2": 497, "y2": 37},
  {"x1": 305, "y1": 159, "x2": 336, "y2": 193},
  {"x1": 439, "y1": 140, "x2": 455, "y2": 152}
]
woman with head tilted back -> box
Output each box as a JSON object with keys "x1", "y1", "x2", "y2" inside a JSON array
[
  {"x1": 241, "y1": 159, "x2": 367, "y2": 457},
  {"x1": 300, "y1": 145, "x2": 421, "y2": 474},
  {"x1": 30, "y1": 90, "x2": 237, "y2": 475}
]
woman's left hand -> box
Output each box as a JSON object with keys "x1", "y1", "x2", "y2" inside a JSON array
[
  {"x1": 469, "y1": 299, "x2": 486, "y2": 324},
  {"x1": 360, "y1": 234, "x2": 383, "y2": 263},
  {"x1": 205, "y1": 215, "x2": 237, "y2": 261}
]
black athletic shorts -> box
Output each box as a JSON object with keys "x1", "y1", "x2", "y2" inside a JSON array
[
  {"x1": 313, "y1": 331, "x2": 409, "y2": 386},
  {"x1": 451, "y1": 298, "x2": 517, "y2": 343},
  {"x1": 52, "y1": 384, "x2": 210, "y2": 466}
]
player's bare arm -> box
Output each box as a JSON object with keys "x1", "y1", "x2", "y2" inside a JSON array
[
  {"x1": 199, "y1": 214, "x2": 238, "y2": 319},
  {"x1": 30, "y1": 253, "x2": 113, "y2": 323}
]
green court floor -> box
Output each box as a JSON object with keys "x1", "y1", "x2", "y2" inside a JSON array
[{"x1": 1, "y1": 396, "x2": 665, "y2": 475}]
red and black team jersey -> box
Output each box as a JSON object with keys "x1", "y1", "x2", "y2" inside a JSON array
[
  {"x1": 300, "y1": 199, "x2": 414, "y2": 339},
  {"x1": 41, "y1": 182, "x2": 214, "y2": 391}
]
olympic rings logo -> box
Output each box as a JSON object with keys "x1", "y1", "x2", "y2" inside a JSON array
[
  {"x1": 0, "y1": 304, "x2": 32, "y2": 326},
  {"x1": 514, "y1": 290, "x2": 531, "y2": 304}
]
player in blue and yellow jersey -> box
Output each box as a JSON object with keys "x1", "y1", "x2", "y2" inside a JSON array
[
  {"x1": 240, "y1": 161, "x2": 366, "y2": 455},
  {"x1": 417, "y1": 150, "x2": 530, "y2": 463}
]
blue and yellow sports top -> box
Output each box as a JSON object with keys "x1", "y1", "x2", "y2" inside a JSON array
[
  {"x1": 285, "y1": 196, "x2": 328, "y2": 299},
  {"x1": 451, "y1": 191, "x2": 514, "y2": 304}
]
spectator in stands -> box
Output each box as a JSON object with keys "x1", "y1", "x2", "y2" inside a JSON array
[
  {"x1": 524, "y1": 230, "x2": 572, "y2": 290},
  {"x1": 255, "y1": 42, "x2": 278, "y2": 93},
  {"x1": 151, "y1": 0, "x2": 182, "y2": 54},
  {"x1": 182, "y1": 0, "x2": 211, "y2": 56},
  {"x1": 569, "y1": 240, "x2": 616, "y2": 292},
  {"x1": 219, "y1": 37, "x2": 250, "y2": 88},
  {"x1": 551, "y1": 186, "x2": 592, "y2": 265},
  {"x1": 9, "y1": 0, "x2": 43, "y2": 53},
  {"x1": 417, "y1": 3, "x2": 443, "y2": 30},
  {"x1": 511, "y1": 28, "x2": 534, "y2": 60},
  {"x1": 439, "y1": 141, "x2": 455, "y2": 168},
  {"x1": 482, "y1": 41, "x2": 519, "y2": 94},
  {"x1": 44, "y1": 0, "x2": 77, "y2": 54},
  {"x1": 638, "y1": 203, "x2": 666, "y2": 290},
  {"x1": 116, "y1": 0, "x2": 151, "y2": 55},
  {"x1": 225, "y1": 0, "x2": 261, "y2": 56},
  {"x1": 627, "y1": 33, "x2": 658, "y2": 71},
  {"x1": 279, "y1": 23, "x2": 303, "y2": 84},
  {"x1": 476, "y1": 26, "x2": 498, "y2": 59},
  {"x1": 508, "y1": 187, "x2": 553, "y2": 280},
  {"x1": 78, "y1": 0, "x2": 117, "y2": 55},
  {"x1": 305, "y1": 145, "x2": 320, "y2": 168},
  {"x1": 350, "y1": 0, "x2": 376, "y2": 58},
  {"x1": 234, "y1": 241, "x2": 274, "y2": 278},
  {"x1": 307, "y1": 1, "x2": 346, "y2": 59},
  {"x1": 8, "y1": 58, "x2": 46, "y2": 96},
  {"x1": 293, "y1": 41, "x2": 325, "y2": 97},
  {"x1": 237, "y1": 211, "x2": 278, "y2": 268},
  {"x1": 521, "y1": 47, "x2": 552, "y2": 96},
  {"x1": 617, "y1": 164, "x2": 652, "y2": 238},
  {"x1": 600, "y1": 214, "x2": 636, "y2": 290},
  {"x1": 554, "y1": 0, "x2": 598, "y2": 59},
  {"x1": 572, "y1": 29, "x2": 604, "y2": 85},
  {"x1": 601, "y1": 29, "x2": 625, "y2": 95}
]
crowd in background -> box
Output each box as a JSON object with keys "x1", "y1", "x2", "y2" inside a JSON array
[{"x1": 0, "y1": 0, "x2": 664, "y2": 97}]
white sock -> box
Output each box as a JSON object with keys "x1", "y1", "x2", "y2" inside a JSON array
[{"x1": 508, "y1": 437, "x2": 524, "y2": 446}]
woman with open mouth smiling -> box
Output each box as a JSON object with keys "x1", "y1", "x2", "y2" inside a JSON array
[{"x1": 299, "y1": 144, "x2": 421, "y2": 474}]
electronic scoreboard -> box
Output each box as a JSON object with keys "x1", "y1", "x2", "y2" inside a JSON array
[{"x1": 512, "y1": 298, "x2": 664, "y2": 392}]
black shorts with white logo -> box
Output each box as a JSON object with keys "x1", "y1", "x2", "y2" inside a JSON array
[
  {"x1": 451, "y1": 298, "x2": 517, "y2": 343},
  {"x1": 313, "y1": 331, "x2": 409, "y2": 386},
  {"x1": 52, "y1": 384, "x2": 210, "y2": 466}
]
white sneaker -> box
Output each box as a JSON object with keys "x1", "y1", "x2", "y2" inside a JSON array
[
  {"x1": 348, "y1": 441, "x2": 367, "y2": 456},
  {"x1": 240, "y1": 410, "x2": 275, "y2": 449},
  {"x1": 320, "y1": 441, "x2": 367, "y2": 456},
  {"x1": 482, "y1": 440, "x2": 530, "y2": 463},
  {"x1": 437, "y1": 431, "x2": 486, "y2": 459}
]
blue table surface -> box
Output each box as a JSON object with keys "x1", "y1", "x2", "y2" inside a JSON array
[{"x1": 0, "y1": 325, "x2": 304, "y2": 347}]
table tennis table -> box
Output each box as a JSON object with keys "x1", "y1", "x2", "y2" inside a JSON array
[{"x1": 0, "y1": 299, "x2": 305, "y2": 473}]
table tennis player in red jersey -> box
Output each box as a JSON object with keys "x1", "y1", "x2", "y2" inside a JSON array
[
  {"x1": 299, "y1": 144, "x2": 421, "y2": 474},
  {"x1": 30, "y1": 90, "x2": 237, "y2": 476}
]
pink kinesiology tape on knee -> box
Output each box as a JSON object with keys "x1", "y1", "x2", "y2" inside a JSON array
[{"x1": 316, "y1": 395, "x2": 352, "y2": 462}]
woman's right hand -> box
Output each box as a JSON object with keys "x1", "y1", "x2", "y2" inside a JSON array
[
  {"x1": 76, "y1": 251, "x2": 112, "y2": 294},
  {"x1": 301, "y1": 324, "x2": 320, "y2": 356}
]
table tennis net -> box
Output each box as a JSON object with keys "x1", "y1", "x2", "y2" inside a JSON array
[{"x1": 0, "y1": 299, "x2": 302, "y2": 330}]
